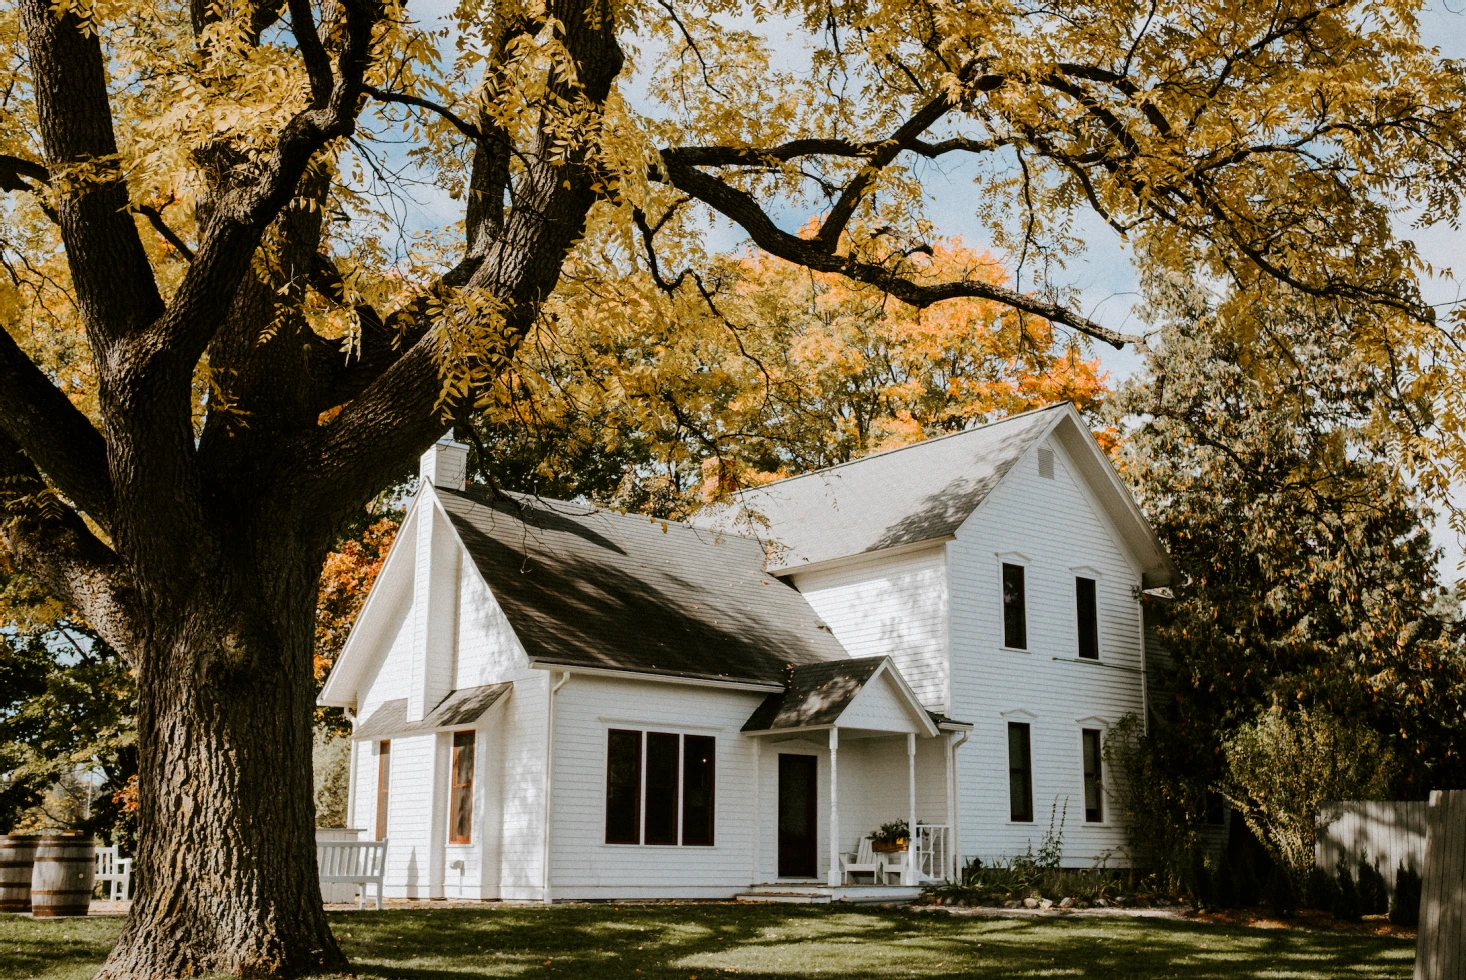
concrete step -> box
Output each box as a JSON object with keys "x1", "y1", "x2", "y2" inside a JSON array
[{"x1": 734, "y1": 891, "x2": 834, "y2": 904}]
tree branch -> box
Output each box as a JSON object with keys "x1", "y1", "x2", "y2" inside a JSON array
[
  {"x1": 660, "y1": 158, "x2": 1140, "y2": 348},
  {"x1": 363, "y1": 85, "x2": 489, "y2": 143},
  {"x1": 18, "y1": 0, "x2": 165, "y2": 342},
  {"x1": 134, "y1": 204, "x2": 195, "y2": 262},
  {"x1": 0, "y1": 326, "x2": 114, "y2": 529},
  {"x1": 0, "y1": 432, "x2": 136, "y2": 655}
]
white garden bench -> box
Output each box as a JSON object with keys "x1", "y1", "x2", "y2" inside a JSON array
[
  {"x1": 95, "y1": 845, "x2": 132, "y2": 901},
  {"x1": 317, "y1": 839, "x2": 387, "y2": 910}
]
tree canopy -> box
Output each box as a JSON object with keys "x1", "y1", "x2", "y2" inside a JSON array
[{"x1": 2, "y1": 0, "x2": 1465, "y2": 976}]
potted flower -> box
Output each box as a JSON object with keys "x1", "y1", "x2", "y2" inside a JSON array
[{"x1": 871, "y1": 819, "x2": 909, "y2": 853}]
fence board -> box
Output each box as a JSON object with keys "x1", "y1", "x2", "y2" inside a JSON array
[
  {"x1": 1414, "y1": 789, "x2": 1466, "y2": 980},
  {"x1": 1316, "y1": 800, "x2": 1429, "y2": 897}
]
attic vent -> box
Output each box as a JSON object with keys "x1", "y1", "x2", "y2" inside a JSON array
[{"x1": 1037, "y1": 448, "x2": 1055, "y2": 480}]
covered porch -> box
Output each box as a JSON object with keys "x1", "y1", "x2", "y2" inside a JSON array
[{"x1": 739, "y1": 656, "x2": 970, "y2": 899}]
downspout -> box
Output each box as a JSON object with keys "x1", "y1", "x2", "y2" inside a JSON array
[
  {"x1": 541, "y1": 670, "x2": 569, "y2": 904},
  {"x1": 1138, "y1": 595, "x2": 1149, "y2": 737},
  {"x1": 948, "y1": 730, "x2": 970, "y2": 881}
]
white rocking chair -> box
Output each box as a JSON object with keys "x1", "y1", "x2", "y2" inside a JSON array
[
  {"x1": 879, "y1": 848, "x2": 910, "y2": 885},
  {"x1": 840, "y1": 837, "x2": 881, "y2": 884}
]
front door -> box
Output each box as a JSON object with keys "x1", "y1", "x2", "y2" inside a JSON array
[{"x1": 778, "y1": 754, "x2": 818, "y2": 878}]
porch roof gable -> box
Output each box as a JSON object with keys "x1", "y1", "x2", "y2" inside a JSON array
[{"x1": 741, "y1": 657, "x2": 944, "y2": 736}]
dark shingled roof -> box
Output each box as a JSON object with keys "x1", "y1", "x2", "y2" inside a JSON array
[
  {"x1": 352, "y1": 683, "x2": 511, "y2": 740},
  {"x1": 741, "y1": 657, "x2": 886, "y2": 731},
  {"x1": 704, "y1": 405, "x2": 1065, "y2": 572},
  {"x1": 435, "y1": 488, "x2": 850, "y2": 685}
]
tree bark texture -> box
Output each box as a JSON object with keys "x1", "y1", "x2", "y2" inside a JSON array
[{"x1": 97, "y1": 553, "x2": 346, "y2": 979}]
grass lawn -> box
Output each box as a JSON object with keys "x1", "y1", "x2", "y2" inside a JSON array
[{"x1": 1, "y1": 904, "x2": 1416, "y2": 980}]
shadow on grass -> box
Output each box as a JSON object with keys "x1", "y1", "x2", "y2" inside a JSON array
[
  {"x1": 328, "y1": 905, "x2": 1416, "y2": 980},
  {"x1": 0, "y1": 913, "x2": 123, "y2": 980}
]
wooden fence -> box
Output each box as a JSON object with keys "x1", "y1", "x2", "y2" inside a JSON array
[
  {"x1": 1415, "y1": 789, "x2": 1466, "y2": 980},
  {"x1": 1316, "y1": 800, "x2": 1429, "y2": 897}
]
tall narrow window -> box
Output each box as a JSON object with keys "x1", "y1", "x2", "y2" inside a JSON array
[
  {"x1": 1082, "y1": 729, "x2": 1104, "y2": 822},
  {"x1": 644, "y1": 732, "x2": 681, "y2": 845},
  {"x1": 605, "y1": 729, "x2": 642, "y2": 844},
  {"x1": 1076, "y1": 577, "x2": 1099, "y2": 659},
  {"x1": 449, "y1": 731, "x2": 475, "y2": 844},
  {"x1": 1002, "y1": 563, "x2": 1027, "y2": 649},
  {"x1": 682, "y1": 735, "x2": 716, "y2": 846},
  {"x1": 375, "y1": 740, "x2": 391, "y2": 841},
  {"x1": 1008, "y1": 723, "x2": 1034, "y2": 822}
]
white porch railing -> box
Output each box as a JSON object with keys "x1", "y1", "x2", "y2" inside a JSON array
[{"x1": 913, "y1": 824, "x2": 950, "y2": 883}]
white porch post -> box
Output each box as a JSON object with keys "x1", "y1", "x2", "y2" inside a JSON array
[
  {"x1": 751, "y1": 739, "x2": 761, "y2": 885},
  {"x1": 828, "y1": 727, "x2": 840, "y2": 888},
  {"x1": 945, "y1": 732, "x2": 957, "y2": 880},
  {"x1": 905, "y1": 733, "x2": 917, "y2": 886}
]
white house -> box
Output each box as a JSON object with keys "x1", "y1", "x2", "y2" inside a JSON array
[{"x1": 318, "y1": 403, "x2": 1173, "y2": 901}]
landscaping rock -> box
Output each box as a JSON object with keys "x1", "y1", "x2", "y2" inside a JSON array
[
  {"x1": 1095, "y1": 898, "x2": 1108, "y2": 908},
  {"x1": 1004, "y1": 900, "x2": 1020, "y2": 909},
  {"x1": 1058, "y1": 897, "x2": 1075, "y2": 909},
  {"x1": 1023, "y1": 898, "x2": 1040, "y2": 909},
  {"x1": 1039, "y1": 899, "x2": 1054, "y2": 910}
]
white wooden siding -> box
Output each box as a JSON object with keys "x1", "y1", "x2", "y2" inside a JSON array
[
  {"x1": 380, "y1": 733, "x2": 438, "y2": 897},
  {"x1": 453, "y1": 552, "x2": 531, "y2": 688},
  {"x1": 839, "y1": 671, "x2": 925, "y2": 733},
  {"x1": 792, "y1": 546, "x2": 949, "y2": 711},
  {"x1": 947, "y1": 435, "x2": 1147, "y2": 867},
  {"x1": 496, "y1": 671, "x2": 548, "y2": 900},
  {"x1": 358, "y1": 602, "x2": 414, "y2": 721}
]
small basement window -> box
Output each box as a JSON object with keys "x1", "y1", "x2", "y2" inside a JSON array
[{"x1": 1002, "y1": 563, "x2": 1027, "y2": 649}]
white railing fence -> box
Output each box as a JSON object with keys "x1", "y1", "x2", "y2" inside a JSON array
[{"x1": 914, "y1": 824, "x2": 950, "y2": 883}]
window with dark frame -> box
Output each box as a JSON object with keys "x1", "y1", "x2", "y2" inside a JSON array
[
  {"x1": 1076, "y1": 576, "x2": 1099, "y2": 659},
  {"x1": 449, "y1": 730, "x2": 475, "y2": 844},
  {"x1": 605, "y1": 729, "x2": 642, "y2": 845},
  {"x1": 604, "y1": 729, "x2": 717, "y2": 846},
  {"x1": 682, "y1": 735, "x2": 716, "y2": 846},
  {"x1": 1002, "y1": 563, "x2": 1027, "y2": 649},
  {"x1": 1008, "y1": 722, "x2": 1034, "y2": 822},
  {"x1": 1082, "y1": 728, "x2": 1104, "y2": 823},
  {"x1": 644, "y1": 732, "x2": 680, "y2": 845},
  {"x1": 375, "y1": 740, "x2": 391, "y2": 841}
]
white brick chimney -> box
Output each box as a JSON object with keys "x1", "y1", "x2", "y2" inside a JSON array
[{"x1": 419, "y1": 431, "x2": 469, "y2": 491}]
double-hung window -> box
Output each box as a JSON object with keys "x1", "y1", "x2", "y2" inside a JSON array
[
  {"x1": 449, "y1": 730, "x2": 475, "y2": 844},
  {"x1": 605, "y1": 729, "x2": 716, "y2": 846},
  {"x1": 1076, "y1": 576, "x2": 1099, "y2": 659},
  {"x1": 1007, "y1": 722, "x2": 1034, "y2": 822},
  {"x1": 1002, "y1": 563, "x2": 1027, "y2": 649}
]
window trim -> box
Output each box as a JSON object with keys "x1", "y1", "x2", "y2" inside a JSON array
[
  {"x1": 996, "y1": 554, "x2": 1030, "y2": 652},
  {"x1": 603, "y1": 727, "x2": 718, "y2": 847},
  {"x1": 448, "y1": 729, "x2": 476, "y2": 845}
]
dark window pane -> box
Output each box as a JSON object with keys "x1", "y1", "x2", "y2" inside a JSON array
[
  {"x1": 682, "y1": 735, "x2": 716, "y2": 846},
  {"x1": 375, "y1": 740, "x2": 391, "y2": 841},
  {"x1": 1082, "y1": 729, "x2": 1103, "y2": 822},
  {"x1": 1002, "y1": 563, "x2": 1027, "y2": 649},
  {"x1": 450, "y1": 730, "x2": 475, "y2": 843},
  {"x1": 645, "y1": 732, "x2": 680, "y2": 845},
  {"x1": 1205, "y1": 791, "x2": 1226, "y2": 826},
  {"x1": 1076, "y1": 577, "x2": 1099, "y2": 659},
  {"x1": 1008, "y1": 722, "x2": 1033, "y2": 822},
  {"x1": 606, "y1": 729, "x2": 642, "y2": 844}
]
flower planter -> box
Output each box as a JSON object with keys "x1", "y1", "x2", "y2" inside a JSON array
[{"x1": 872, "y1": 839, "x2": 908, "y2": 853}]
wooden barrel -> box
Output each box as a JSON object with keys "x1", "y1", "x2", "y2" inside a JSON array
[
  {"x1": 31, "y1": 835, "x2": 95, "y2": 917},
  {"x1": 0, "y1": 835, "x2": 39, "y2": 913}
]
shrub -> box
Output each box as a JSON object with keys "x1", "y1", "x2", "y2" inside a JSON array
[
  {"x1": 1264, "y1": 866, "x2": 1298, "y2": 917},
  {"x1": 312, "y1": 729, "x2": 351, "y2": 827},
  {"x1": 1356, "y1": 858, "x2": 1389, "y2": 916},
  {"x1": 1223, "y1": 707, "x2": 1396, "y2": 885},
  {"x1": 1390, "y1": 864, "x2": 1422, "y2": 927},
  {"x1": 1332, "y1": 864, "x2": 1361, "y2": 921},
  {"x1": 1306, "y1": 867, "x2": 1339, "y2": 911},
  {"x1": 1102, "y1": 714, "x2": 1212, "y2": 890}
]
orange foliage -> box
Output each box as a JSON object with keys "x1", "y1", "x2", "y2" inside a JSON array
[{"x1": 314, "y1": 518, "x2": 399, "y2": 684}]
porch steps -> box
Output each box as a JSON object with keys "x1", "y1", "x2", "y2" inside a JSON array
[{"x1": 734, "y1": 884, "x2": 922, "y2": 905}]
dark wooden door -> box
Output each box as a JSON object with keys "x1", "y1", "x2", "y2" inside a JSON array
[{"x1": 778, "y1": 754, "x2": 818, "y2": 879}]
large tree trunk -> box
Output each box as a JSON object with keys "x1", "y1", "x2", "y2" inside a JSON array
[{"x1": 97, "y1": 553, "x2": 345, "y2": 979}]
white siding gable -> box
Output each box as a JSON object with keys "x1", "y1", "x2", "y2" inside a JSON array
[
  {"x1": 791, "y1": 546, "x2": 948, "y2": 712},
  {"x1": 839, "y1": 668, "x2": 928, "y2": 734},
  {"x1": 453, "y1": 549, "x2": 531, "y2": 688},
  {"x1": 948, "y1": 433, "x2": 1147, "y2": 866}
]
